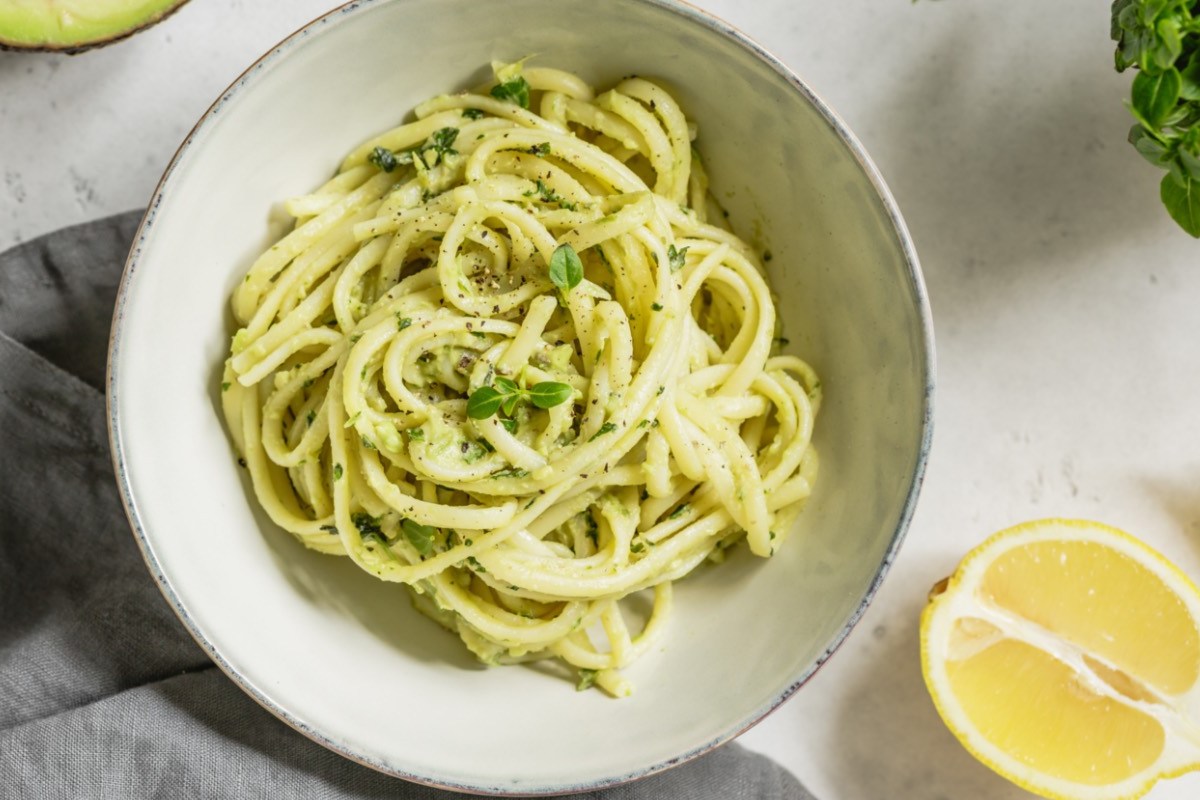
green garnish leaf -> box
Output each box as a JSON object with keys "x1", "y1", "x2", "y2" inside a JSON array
[
  {"x1": 494, "y1": 376, "x2": 521, "y2": 395},
  {"x1": 588, "y1": 421, "x2": 618, "y2": 442},
  {"x1": 397, "y1": 315, "x2": 412, "y2": 331},
  {"x1": 1111, "y1": 0, "x2": 1200, "y2": 235},
  {"x1": 490, "y1": 76, "x2": 531, "y2": 108},
  {"x1": 401, "y1": 518, "x2": 436, "y2": 556},
  {"x1": 490, "y1": 467, "x2": 529, "y2": 479},
  {"x1": 1132, "y1": 67, "x2": 1183, "y2": 128},
  {"x1": 409, "y1": 428, "x2": 425, "y2": 442},
  {"x1": 462, "y1": 108, "x2": 484, "y2": 120},
  {"x1": 428, "y1": 127, "x2": 460, "y2": 163},
  {"x1": 527, "y1": 381, "x2": 573, "y2": 409},
  {"x1": 1161, "y1": 172, "x2": 1200, "y2": 236},
  {"x1": 352, "y1": 512, "x2": 383, "y2": 538},
  {"x1": 667, "y1": 244, "x2": 689, "y2": 272},
  {"x1": 369, "y1": 146, "x2": 399, "y2": 172},
  {"x1": 549, "y1": 243, "x2": 584, "y2": 292},
  {"x1": 333, "y1": 463, "x2": 343, "y2": 481},
  {"x1": 467, "y1": 386, "x2": 505, "y2": 419}
]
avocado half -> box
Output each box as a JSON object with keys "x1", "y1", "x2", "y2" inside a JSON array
[{"x1": 0, "y1": 0, "x2": 191, "y2": 53}]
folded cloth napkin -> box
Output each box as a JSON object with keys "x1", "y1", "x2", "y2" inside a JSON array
[{"x1": 0, "y1": 212, "x2": 815, "y2": 800}]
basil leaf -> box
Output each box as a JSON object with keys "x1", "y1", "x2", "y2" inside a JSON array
[
  {"x1": 494, "y1": 376, "x2": 520, "y2": 395},
  {"x1": 527, "y1": 381, "x2": 573, "y2": 409},
  {"x1": 467, "y1": 386, "x2": 504, "y2": 418},
  {"x1": 549, "y1": 243, "x2": 583, "y2": 292},
  {"x1": 401, "y1": 518, "x2": 436, "y2": 556},
  {"x1": 1161, "y1": 172, "x2": 1200, "y2": 236},
  {"x1": 1132, "y1": 67, "x2": 1182, "y2": 128},
  {"x1": 500, "y1": 393, "x2": 521, "y2": 417}
]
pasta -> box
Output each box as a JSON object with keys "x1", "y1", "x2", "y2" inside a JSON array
[{"x1": 221, "y1": 61, "x2": 821, "y2": 696}]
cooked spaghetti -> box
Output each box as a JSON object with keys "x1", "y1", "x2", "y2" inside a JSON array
[{"x1": 221, "y1": 61, "x2": 821, "y2": 696}]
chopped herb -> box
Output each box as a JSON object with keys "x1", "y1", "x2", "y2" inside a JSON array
[
  {"x1": 470, "y1": 330, "x2": 487, "y2": 339},
  {"x1": 522, "y1": 177, "x2": 577, "y2": 210},
  {"x1": 306, "y1": 410, "x2": 316, "y2": 426},
  {"x1": 549, "y1": 243, "x2": 584, "y2": 293},
  {"x1": 668, "y1": 244, "x2": 689, "y2": 272},
  {"x1": 462, "y1": 108, "x2": 484, "y2": 120},
  {"x1": 500, "y1": 417, "x2": 519, "y2": 435},
  {"x1": 588, "y1": 422, "x2": 618, "y2": 442},
  {"x1": 490, "y1": 76, "x2": 531, "y2": 108},
  {"x1": 656, "y1": 385, "x2": 665, "y2": 396},
  {"x1": 349, "y1": 334, "x2": 362, "y2": 344},
  {"x1": 333, "y1": 463, "x2": 343, "y2": 481},
  {"x1": 361, "y1": 435, "x2": 377, "y2": 450},
  {"x1": 491, "y1": 467, "x2": 530, "y2": 479},
  {"x1": 637, "y1": 419, "x2": 651, "y2": 429},
  {"x1": 527, "y1": 142, "x2": 551, "y2": 156},
  {"x1": 409, "y1": 428, "x2": 425, "y2": 442},
  {"x1": 769, "y1": 530, "x2": 777, "y2": 540},
  {"x1": 464, "y1": 538, "x2": 474, "y2": 547},
  {"x1": 651, "y1": 302, "x2": 663, "y2": 311},
  {"x1": 303, "y1": 378, "x2": 315, "y2": 388},
  {"x1": 401, "y1": 518, "x2": 436, "y2": 556},
  {"x1": 428, "y1": 127, "x2": 459, "y2": 164},
  {"x1": 466, "y1": 555, "x2": 487, "y2": 573},
  {"x1": 576, "y1": 668, "x2": 599, "y2": 691},
  {"x1": 630, "y1": 541, "x2": 645, "y2": 554},
  {"x1": 344, "y1": 412, "x2": 361, "y2": 428},
  {"x1": 773, "y1": 336, "x2": 790, "y2": 348},
  {"x1": 220, "y1": 381, "x2": 231, "y2": 392},
  {"x1": 397, "y1": 315, "x2": 412, "y2": 331},
  {"x1": 352, "y1": 512, "x2": 384, "y2": 538},
  {"x1": 368, "y1": 146, "x2": 399, "y2": 172},
  {"x1": 668, "y1": 503, "x2": 690, "y2": 520},
  {"x1": 237, "y1": 457, "x2": 247, "y2": 468},
  {"x1": 461, "y1": 440, "x2": 489, "y2": 463},
  {"x1": 320, "y1": 524, "x2": 338, "y2": 534}
]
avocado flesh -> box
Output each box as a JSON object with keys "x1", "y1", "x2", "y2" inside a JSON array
[{"x1": 0, "y1": 0, "x2": 189, "y2": 51}]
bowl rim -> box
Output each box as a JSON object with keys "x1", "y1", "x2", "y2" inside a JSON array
[{"x1": 106, "y1": 0, "x2": 935, "y2": 793}]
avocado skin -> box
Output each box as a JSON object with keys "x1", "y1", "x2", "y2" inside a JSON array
[{"x1": 0, "y1": 0, "x2": 191, "y2": 54}]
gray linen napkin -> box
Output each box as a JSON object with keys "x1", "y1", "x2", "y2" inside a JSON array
[{"x1": 0, "y1": 212, "x2": 815, "y2": 800}]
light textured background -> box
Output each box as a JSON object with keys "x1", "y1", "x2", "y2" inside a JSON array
[{"x1": 3, "y1": 1, "x2": 1200, "y2": 798}]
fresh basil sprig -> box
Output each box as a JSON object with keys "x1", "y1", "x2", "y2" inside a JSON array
[
  {"x1": 1112, "y1": 0, "x2": 1200, "y2": 236},
  {"x1": 467, "y1": 376, "x2": 573, "y2": 420}
]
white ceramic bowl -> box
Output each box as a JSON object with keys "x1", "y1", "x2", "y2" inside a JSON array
[{"x1": 108, "y1": 0, "x2": 933, "y2": 793}]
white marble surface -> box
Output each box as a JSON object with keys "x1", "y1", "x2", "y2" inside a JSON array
[{"x1": 4, "y1": 1, "x2": 1200, "y2": 798}]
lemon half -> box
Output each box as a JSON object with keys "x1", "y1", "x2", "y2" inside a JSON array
[{"x1": 921, "y1": 519, "x2": 1200, "y2": 800}]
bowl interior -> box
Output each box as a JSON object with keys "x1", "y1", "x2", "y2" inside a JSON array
[{"x1": 110, "y1": 0, "x2": 932, "y2": 792}]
